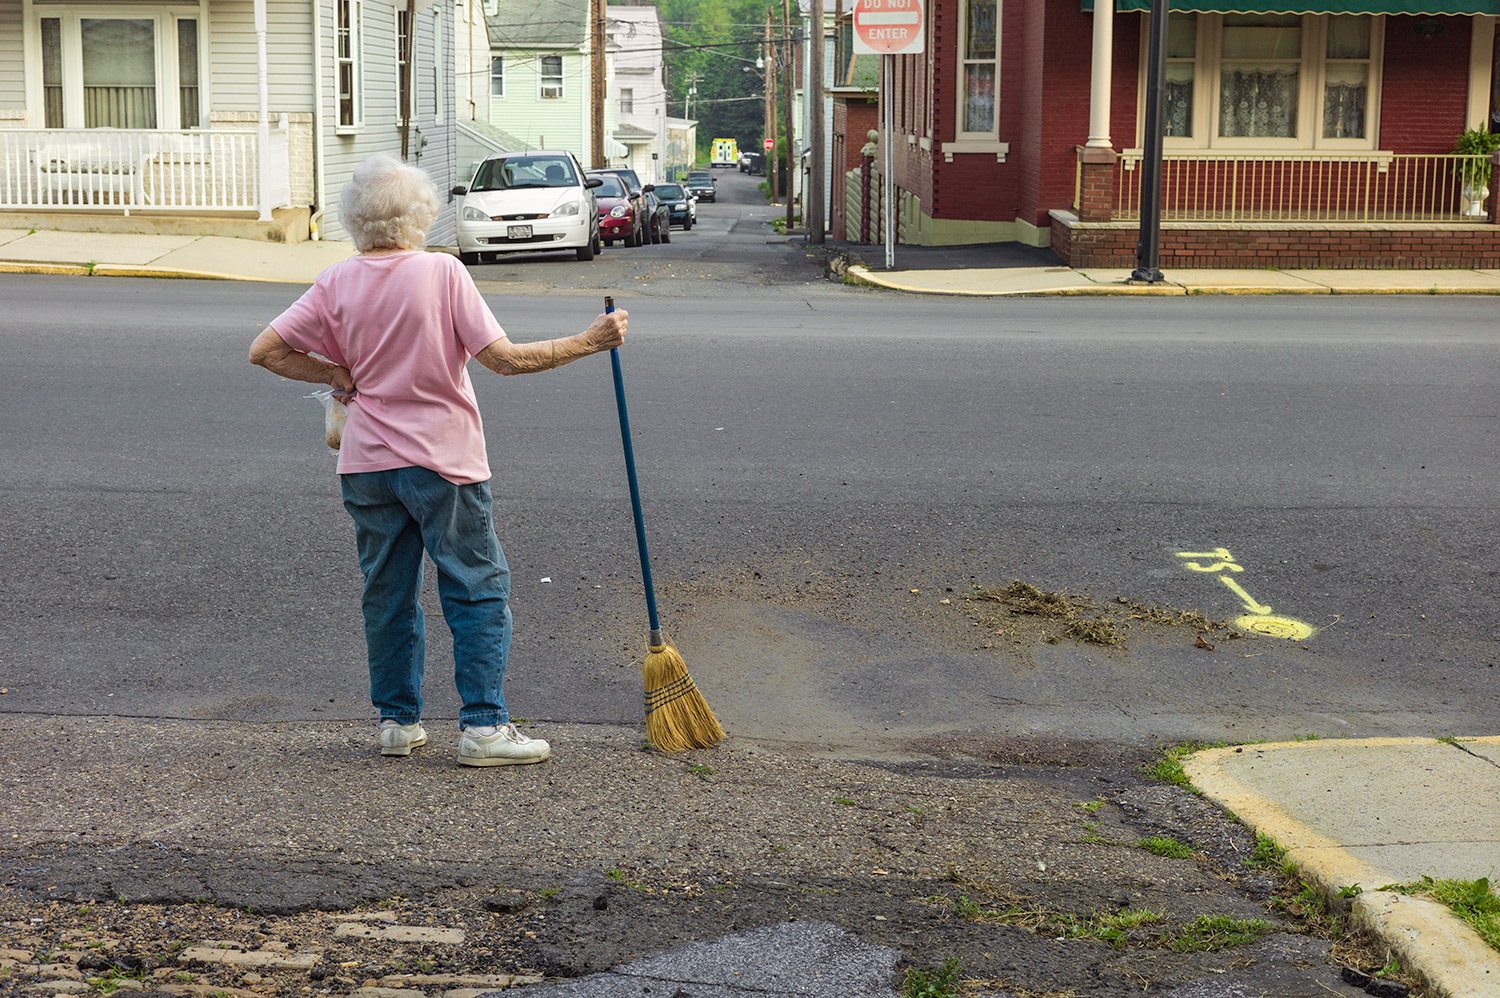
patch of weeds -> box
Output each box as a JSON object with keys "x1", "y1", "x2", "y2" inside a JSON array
[
  {"x1": 607, "y1": 869, "x2": 648, "y2": 892},
  {"x1": 1337, "y1": 883, "x2": 1364, "y2": 898},
  {"x1": 687, "y1": 764, "x2": 714, "y2": 776},
  {"x1": 1249, "y1": 832, "x2": 1288, "y2": 869},
  {"x1": 403, "y1": 957, "x2": 435, "y2": 973},
  {"x1": 1290, "y1": 733, "x2": 1321, "y2": 742},
  {"x1": 537, "y1": 887, "x2": 560, "y2": 898},
  {"x1": 76, "y1": 905, "x2": 94, "y2": 916},
  {"x1": 1167, "y1": 915, "x2": 1273, "y2": 952},
  {"x1": 172, "y1": 972, "x2": 195, "y2": 983},
  {"x1": 903, "y1": 956, "x2": 961, "y2": 998},
  {"x1": 1075, "y1": 800, "x2": 1104, "y2": 812},
  {"x1": 1081, "y1": 909, "x2": 1167, "y2": 948},
  {"x1": 1435, "y1": 732, "x2": 1461, "y2": 747},
  {"x1": 85, "y1": 260, "x2": 98, "y2": 276},
  {"x1": 1081, "y1": 823, "x2": 1106, "y2": 845},
  {"x1": 1142, "y1": 740, "x2": 1232, "y2": 791},
  {"x1": 832, "y1": 797, "x2": 858, "y2": 806},
  {"x1": 640, "y1": 738, "x2": 655, "y2": 752},
  {"x1": 1387, "y1": 876, "x2": 1500, "y2": 951},
  {"x1": 1136, "y1": 836, "x2": 1196, "y2": 859}
]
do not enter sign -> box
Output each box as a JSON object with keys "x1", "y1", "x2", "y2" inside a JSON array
[
  {"x1": 851, "y1": 0, "x2": 925, "y2": 56},
  {"x1": 764, "y1": 138, "x2": 774, "y2": 150}
]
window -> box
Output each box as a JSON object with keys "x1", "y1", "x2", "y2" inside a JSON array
[
  {"x1": 337, "y1": 0, "x2": 363, "y2": 129},
  {"x1": 620, "y1": 87, "x2": 634, "y2": 115},
  {"x1": 958, "y1": 0, "x2": 998, "y2": 136},
  {"x1": 396, "y1": 9, "x2": 411, "y2": 122},
  {"x1": 431, "y1": 8, "x2": 442, "y2": 121},
  {"x1": 1154, "y1": 13, "x2": 1381, "y2": 149},
  {"x1": 490, "y1": 56, "x2": 504, "y2": 97},
  {"x1": 539, "y1": 55, "x2": 563, "y2": 99},
  {"x1": 32, "y1": 10, "x2": 204, "y2": 130}
]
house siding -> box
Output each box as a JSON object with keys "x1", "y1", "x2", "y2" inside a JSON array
[
  {"x1": 209, "y1": 0, "x2": 316, "y2": 113},
  {"x1": 0, "y1": 0, "x2": 22, "y2": 110},
  {"x1": 487, "y1": 48, "x2": 589, "y2": 159}
]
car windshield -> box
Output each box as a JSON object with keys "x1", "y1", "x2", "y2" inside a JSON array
[
  {"x1": 607, "y1": 170, "x2": 640, "y2": 188},
  {"x1": 591, "y1": 175, "x2": 627, "y2": 198},
  {"x1": 688, "y1": 173, "x2": 711, "y2": 181},
  {"x1": 655, "y1": 184, "x2": 685, "y2": 199},
  {"x1": 471, "y1": 155, "x2": 578, "y2": 192}
]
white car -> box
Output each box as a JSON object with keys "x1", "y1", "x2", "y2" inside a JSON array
[{"x1": 453, "y1": 151, "x2": 602, "y2": 264}]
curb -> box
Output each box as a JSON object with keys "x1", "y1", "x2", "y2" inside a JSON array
[
  {"x1": 0, "y1": 261, "x2": 315, "y2": 283},
  {"x1": 843, "y1": 264, "x2": 1186, "y2": 297},
  {"x1": 1184, "y1": 738, "x2": 1500, "y2": 998}
]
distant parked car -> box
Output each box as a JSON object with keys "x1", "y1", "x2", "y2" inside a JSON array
[
  {"x1": 586, "y1": 172, "x2": 643, "y2": 247},
  {"x1": 642, "y1": 187, "x2": 671, "y2": 243},
  {"x1": 686, "y1": 170, "x2": 716, "y2": 202},
  {"x1": 453, "y1": 150, "x2": 601, "y2": 263},
  {"x1": 737, "y1": 152, "x2": 752, "y2": 172},
  {"x1": 653, "y1": 182, "x2": 694, "y2": 230}
]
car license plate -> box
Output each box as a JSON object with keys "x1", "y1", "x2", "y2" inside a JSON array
[{"x1": 507, "y1": 224, "x2": 532, "y2": 239}]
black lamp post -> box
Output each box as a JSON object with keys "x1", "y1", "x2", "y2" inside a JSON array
[{"x1": 1132, "y1": 0, "x2": 1170, "y2": 284}]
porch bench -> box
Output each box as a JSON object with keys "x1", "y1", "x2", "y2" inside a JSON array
[{"x1": 32, "y1": 141, "x2": 150, "y2": 206}]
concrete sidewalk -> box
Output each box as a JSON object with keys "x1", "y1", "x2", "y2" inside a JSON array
[
  {"x1": 6, "y1": 227, "x2": 1500, "y2": 295},
  {"x1": 1187, "y1": 736, "x2": 1500, "y2": 998}
]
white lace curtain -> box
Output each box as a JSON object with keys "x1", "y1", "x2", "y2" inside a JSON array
[{"x1": 1219, "y1": 66, "x2": 1298, "y2": 138}]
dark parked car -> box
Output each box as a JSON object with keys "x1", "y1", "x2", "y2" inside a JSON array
[
  {"x1": 686, "y1": 170, "x2": 716, "y2": 202},
  {"x1": 653, "y1": 182, "x2": 694, "y2": 230},
  {"x1": 642, "y1": 187, "x2": 671, "y2": 243},
  {"x1": 585, "y1": 170, "x2": 647, "y2": 247}
]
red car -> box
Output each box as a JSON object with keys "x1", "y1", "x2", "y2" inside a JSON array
[{"x1": 587, "y1": 172, "x2": 643, "y2": 247}]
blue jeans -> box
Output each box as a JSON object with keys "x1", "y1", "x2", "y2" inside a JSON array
[{"x1": 341, "y1": 467, "x2": 511, "y2": 729}]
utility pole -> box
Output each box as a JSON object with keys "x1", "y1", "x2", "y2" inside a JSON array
[
  {"x1": 766, "y1": 11, "x2": 779, "y2": 206},
  {"x1": 590, "y1": 0, "x2": 605, "y2": 167},
  {"x1": 809, "y1": 0, "x2": 825, "y2": 243},
  {"x1": 782, "y1": 0, "x2": 796, "y2": 232}
]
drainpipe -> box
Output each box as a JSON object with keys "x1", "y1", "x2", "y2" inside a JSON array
[
  {"x1": 310, "y1": 0, "x2": 328, "y2": 239},
  {"x1": 256, "y1": 0, "x2": 272, "y2": 221}
]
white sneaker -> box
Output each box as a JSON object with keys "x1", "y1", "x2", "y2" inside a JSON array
[
  {"x1": 457, "y1": 723, "x2": 551, "y2": 767},
  {"x1": 379, "y1": 719, "x2": 427, "y2": 757}
]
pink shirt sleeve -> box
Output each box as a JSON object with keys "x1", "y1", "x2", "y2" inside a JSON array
[
  {"x1": 269, "y1": 278, "x2": 349, "y2": 369},
  {"x1": 446, "y1": 256, "x2": 507, "y2": 357}
]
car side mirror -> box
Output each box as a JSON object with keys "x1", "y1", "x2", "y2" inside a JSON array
[
  {"x1": 585, "y1": 177, "x2": 604, "y2": 188},
  {"x1": 643, "y1": 184, "x2": 655, "y2": 193},
  {"x1": 450, "y1": 185, "x2": 468, "y2": 196}
]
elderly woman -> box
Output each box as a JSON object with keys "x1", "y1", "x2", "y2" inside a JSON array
[{"x1": 249, "y1": 152, "x2": 626, "y2": 766}]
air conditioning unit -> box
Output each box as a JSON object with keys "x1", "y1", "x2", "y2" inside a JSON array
[{"x1": 541, "y1": 85, "x2": 562, "y2": 99}]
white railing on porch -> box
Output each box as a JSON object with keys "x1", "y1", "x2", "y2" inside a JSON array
[
  {"x1": 1114, "y1": 151, "x2": 1494, "y2": 224},
  {"x1": 0, "y1": 124, "x2": 291, "y2": 216}
]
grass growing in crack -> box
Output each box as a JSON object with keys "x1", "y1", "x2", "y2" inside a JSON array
[
  {"x1": 1136, "y1": 836, "x2": 1196, "y2": 859},
  {"x1": 1168, "y1": 915, "x2": 1273, "y2": 952},
  {"x1": 1249, "y1": 832, "x2": 1289, "y2": 870},
  {"x1": 902, "y1": 956, "x2": 961, "y2": 998},
  {"x1": 1141, "y1": 740, "x2": 1233, "y2": 790},
  {"x1": 1387, "y1": 876, "x2": 1500, "y2": 951}
]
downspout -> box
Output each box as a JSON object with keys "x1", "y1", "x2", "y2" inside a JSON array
[
  {"x1": 310, "y1": 0, "x2": 327, "y2": 239},
  {"x1": 256, "y1": 0, "x2": 272, "y2": 221}
]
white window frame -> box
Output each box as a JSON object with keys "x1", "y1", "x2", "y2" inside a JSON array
[
  {"x1": 1150, "y1": 12, "x2": 1385, "y2": 152},
  {"x1": 539, "y1": 54, "x2": 564, "y2": 99},
  {"x1": 955, "y1": 0, "x2": 1000, "y2": 141},
  {"x1": 26, "y1": 4, "x2": 210, "y2": 131},
  {"x1": 490, "y1": 55, "x2": 504, "y2": 98},
  {"x1": 619, "y1": 86, "x2": 633, "y2": 115},
  {"x1": 336, "y1": 0, "x2": 365, "y2": 132}
]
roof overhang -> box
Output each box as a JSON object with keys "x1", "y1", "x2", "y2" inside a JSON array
[{"x1": 1082, "y1": 0, "x2": 1498, "y2": 12}]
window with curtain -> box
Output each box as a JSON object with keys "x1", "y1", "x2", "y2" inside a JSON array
[
  {"x1": 1218, "y1": 14, "x2": 1300, "y2": 139},
  {"x1": 81, "y1": 18, "x2": 158, "y2": 129},
  {"x1": 1322, "y1": 15, "x2": 1369, "y2": 140},
  {"x1": 41, "y1": 18, "x2": 63, "y2": 128},
  {"x1": 177, "y1": 19, "x2": 200, "y2": 129},
  {"x1": 490, "y1": 56, "x2": 504, "y2": 97},
  {"x1": 1164, "y1": 14, "x2": 1196, "y2": 138},
  {"x1": 961, "y1": 0, "x2": 997, "y2": 135},
  {"x1": 620, "y1": 88, "x2": 634, "y2": 115}
]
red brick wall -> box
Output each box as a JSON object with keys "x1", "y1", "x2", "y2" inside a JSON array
[
  {"x1": 832, "y1": 97, "x2": 880, "y2": 241},
  {"x1": 1055, "y1": 221, "x2": 1500, "y2": 268},
  {"x1": 1380, "y1": 17, "x2": 1472, "y2": 153}
]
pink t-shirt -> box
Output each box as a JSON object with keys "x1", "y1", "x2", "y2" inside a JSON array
[{"x1": 270, "y1": 251, "x2": 508, "y2": 485}]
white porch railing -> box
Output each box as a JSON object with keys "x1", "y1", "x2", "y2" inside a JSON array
[
  {"x1": 0, "y1": 123, "x2": 291, "y2": 216},
  {"x1": 1114, "y1": 151, "x2": 1494, "y2": 224}
]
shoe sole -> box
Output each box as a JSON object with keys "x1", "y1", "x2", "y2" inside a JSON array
[
  {"x1": 456, "y1": 748, "x2": 551, "y2": 767},
  {"x1": 381, "y1": 735, "x2": 427, "y2": 757}
]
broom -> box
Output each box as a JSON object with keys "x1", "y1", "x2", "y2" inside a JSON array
[{"x1": 605, "y1": 296, "x2": 725, "y2": 752}]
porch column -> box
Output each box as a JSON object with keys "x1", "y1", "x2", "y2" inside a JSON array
[
  {"x1": 1086, "y1": 1, "x2": 1114, "y2": 149},
  {"x1": 255, "y1": 0, "x2": 272, "y2": 221}
]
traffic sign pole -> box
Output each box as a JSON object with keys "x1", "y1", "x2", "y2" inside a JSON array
[
  {"x1": 849, "y1": 0, "x2": 924, "y2": 271},
  {"x1": 884, "y1": 54, "x2": 894, "y2": 270}
]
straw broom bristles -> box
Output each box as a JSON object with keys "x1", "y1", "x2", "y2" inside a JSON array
[{"x1": 643, "y1": 638, "x2": 724, "y2": 752}]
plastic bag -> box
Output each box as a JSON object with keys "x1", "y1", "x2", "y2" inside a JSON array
[{"x1": 307, "y1": 389, "x2": 349, "y2": 452}]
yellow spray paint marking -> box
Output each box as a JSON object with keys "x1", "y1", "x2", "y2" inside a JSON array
[{"x1": 1175, "y1": 549, "x2": 1316, "y2": 641}]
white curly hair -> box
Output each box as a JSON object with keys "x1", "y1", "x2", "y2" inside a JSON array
[{"x1": 338, "y1": 152, "x2": 441, "y2": 253}]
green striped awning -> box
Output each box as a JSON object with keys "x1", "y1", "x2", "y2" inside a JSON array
[{"x1": 1081, "y1": 0, "x2": 1499, "y2": 12}]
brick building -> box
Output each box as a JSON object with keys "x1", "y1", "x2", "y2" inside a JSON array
[{"x1": 841, "y1": 0, "x2": 1500, "y2": 268}]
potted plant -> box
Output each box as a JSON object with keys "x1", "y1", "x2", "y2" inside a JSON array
[{"x1": 1454, "y1": 126, "x2": 1500, "y2": 216}]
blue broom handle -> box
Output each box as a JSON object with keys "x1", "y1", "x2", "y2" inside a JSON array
[{"x1": 606, "y1": 299, "x2": 663, "y2": 641}]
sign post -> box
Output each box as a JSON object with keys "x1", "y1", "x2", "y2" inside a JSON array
[{"x1": 851, "y1": 0, "x2": 924, "y2": 270}]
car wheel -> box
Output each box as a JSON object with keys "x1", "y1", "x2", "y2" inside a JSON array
[
  {"x1": 576, "y1": 236, "x2": 595, "y2": 261},
  {"x1": 459, "y1": 251, "x2": 479, "y2": 266},
  {"x1": 685, "y1": 217, "x2": 692, "y2": 230},
  {"x1": 625, "y1": 225, "x2": 640, "y2": 248},
  {"x1": 650, "y1": 220, "x2": 662, "y2": 244},
  {"x1": 593, "y1": 231, "x2": 602, "y2": 254},
  {"x1": 661, "y1": 226, "x2": 670, "y2": 244}
]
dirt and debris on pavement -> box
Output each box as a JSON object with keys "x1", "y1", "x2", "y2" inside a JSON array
[{"x1": 0, "y1": 716, "x2": 1422, "y2": 997}]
